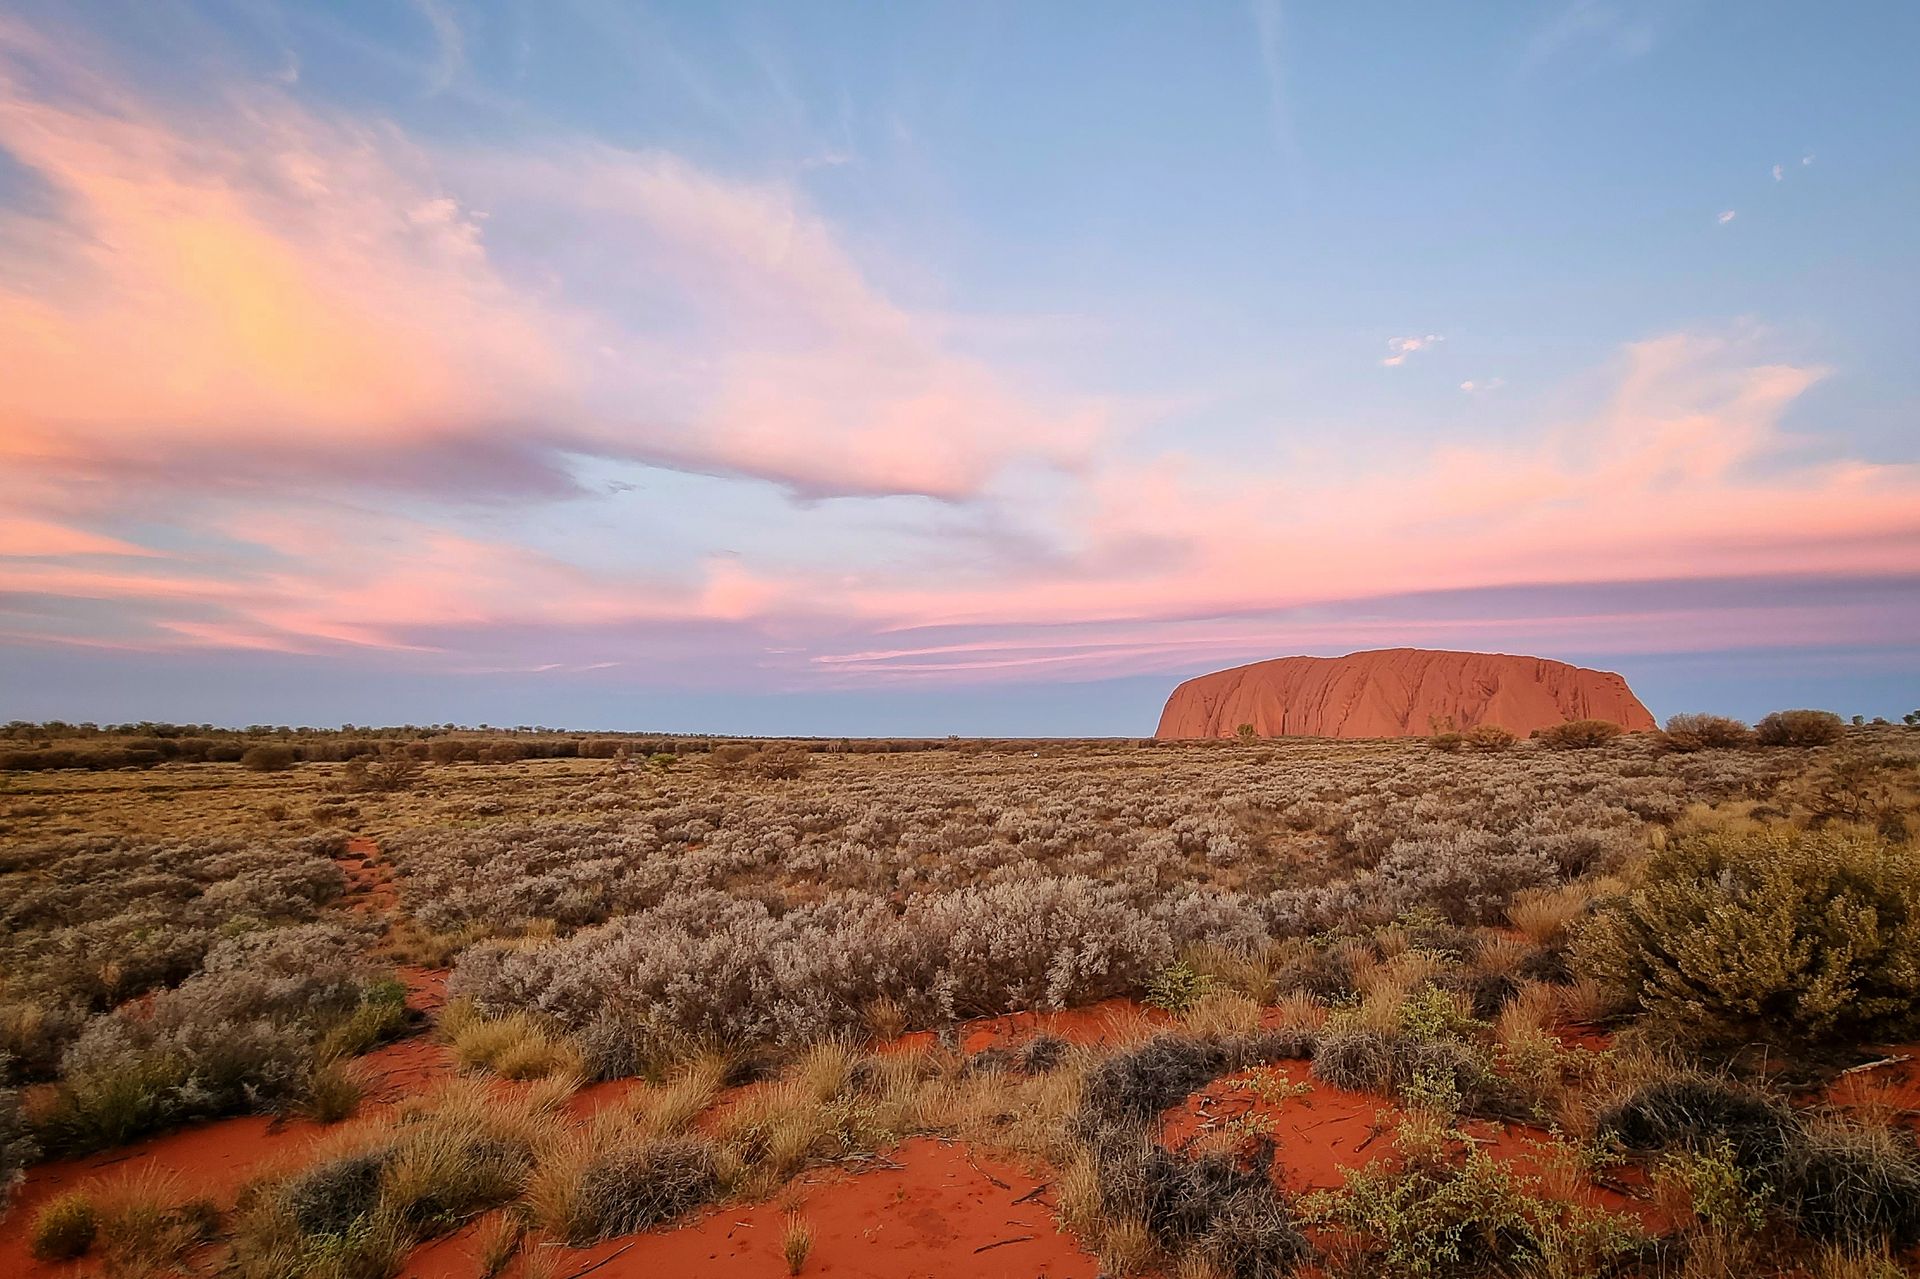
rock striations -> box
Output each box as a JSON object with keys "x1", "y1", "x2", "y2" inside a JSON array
[{"x1": 1155, "y1": 647, "x2": 1655, "y2": 741}]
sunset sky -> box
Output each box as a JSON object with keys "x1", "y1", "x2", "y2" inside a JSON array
[{"x1": 2, "y1": 1, "x2": 1916, "y2": 734}]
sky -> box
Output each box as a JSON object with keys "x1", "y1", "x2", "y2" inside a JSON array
[{"x1": 1, "y1": 1, "x2": 1917, "y2": 735}]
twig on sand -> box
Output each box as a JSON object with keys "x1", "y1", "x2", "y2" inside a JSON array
[
  {"x1": 1839, "y1": 1054, "x2": 1912, "y2": 1077},
  {"x1": 558, "y1": 1242, "x2": 633, "y2": 1279},
  {"x1": 1012, "y1": 1182, "x2": 1051, "y2": 1205},
  {"x1": 974, "y1": 1236, "x2": 1035, "y2": 1254},
  {"x1": 966, "y1": 1147, "x2": 1010, "y2": 1190}
]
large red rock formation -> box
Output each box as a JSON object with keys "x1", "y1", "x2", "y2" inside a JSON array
[{"x1": 1155, "y1": 648, "x2": 1655, "y2": 741}]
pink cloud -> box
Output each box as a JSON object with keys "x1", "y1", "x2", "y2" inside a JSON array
[
  {"x1": 818, "y1": 332, "x2": 1920, "y2": 640},
  {"x1": 0, "y1": 517, "x2": 154, "y2": 557},
  {"x1": 0, "y1": 26, "x2": 1095, "y2": 510}
]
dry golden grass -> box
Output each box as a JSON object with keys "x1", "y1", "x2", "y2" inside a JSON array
[
  {"x1": 1181, "y1": 942, "x2": 1278, "y2": 1003},
  {"x1": 1270, "y1": 990, "x2": 1329, "y2": 1029},
  {"x1": 1096, "y1": 1215, "x2": 1158, "y2": 1276},
  {"x1": 1508, "y1": 883, "x2": 1596, "y2": 945},
  {"x1": 444, "y1": 1002, "x2": 585, "y2": 1082},
  {"x1": 782, "y1": 1210, "x2": 814, "y2": 1275},
  {"x1": 1179, "y1": 989, "x2": 1262, "y2": 1037},
  {"x1": 634, "y1": 1051, "x2": 729, "y2": 1135}
]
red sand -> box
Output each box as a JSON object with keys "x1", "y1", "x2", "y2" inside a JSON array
[
  {"x1": 1826, "y1": 1044, "x2": 1920, "y2": 1134},
  {"x1": 459, "y1": 1137, "x2": 1097, "y2": 1279},
  {"x1": 0, "y1": 1112, "x2": 337, "y2": 1277},
  {"x1": 1164, "y1": 1062, "x2": 1662, "y2": 1226},
  {"x1": 338, "y1": 834, "x2": 400, "y2": 915},
  {"x1": 1155, "y1": 647, "x2": 1655, "y2": 740},
  {"x1": 881, "y1": 997, "x2": 1167, "y2": 1058}
]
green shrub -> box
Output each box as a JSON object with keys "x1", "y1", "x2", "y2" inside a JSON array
[
  {"x1": 1575, "y1": 828, "x2": 1920, "y2": 1044},
  {"x1": 1756, "y1": 709, "x2": 1846, "y2": 747},
  {"x1": 1532, "y1": 719, "x2": 1625, "y2": 749},
  {"x1": 1144, "y1": 961, "x2": 1213, "y2": 1013},
  {"x1": 31, "y1": 1190, "x2": 98, "y2": 1260},
  {"x1": 1307, "y1": 1131, "x2": 1641, "y2": 1278}
]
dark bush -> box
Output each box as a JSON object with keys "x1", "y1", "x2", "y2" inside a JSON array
[
  {"x1": 1779, "y1": 1124, "x2": 1920, "y2": 1250},
  {"x1": 1755, "y1": 709, "x2": 1846, "y2": 747},
  {"x1": 569, "y1": 1137, "x2": 718, "y2": 1243},
  {"x1": 282, "y1": 1147, "x2": 392, "y2": 1236},
  {"x1": 1462, "y1": 724, "x2": 1517, "y2": 752},
  {"x1": 1098, "y1": 1138, "x2": 1308, "y2": 1279},
  {"x1": 742, "y1": 745, "x2": 810, "y2": 780},
  {"x1": 1076, "y1": 1036, "x2": 1230, "y2": 1134},
  {"x1": 240, "y1": 745, "x2": 296, "y2": 773},
  {"x1": 1532, "y1": 719, "x2": 1625, "y2": 749},
  {"x1": 1662, "y1": 713, "x2": 1753, "y2": 752},
  {"x1": 1596, "y1": 1077, "x2": 1796, "y2": 1173}
]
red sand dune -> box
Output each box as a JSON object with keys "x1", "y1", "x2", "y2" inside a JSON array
[{"x1": 1155, "y1": 647, "x2": 1656, "y2": 740}]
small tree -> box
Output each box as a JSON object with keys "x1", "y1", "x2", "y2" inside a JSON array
[
  {"x1": 1755, "y1": 709, "x2": 1845, "y2": 747},
  {"x1": 1662, "y1": 713, "x2": 1752, "y2": 752},
  {"x1": 743, "y1": 745, "x2": 810, "y2": 781},
  {"x1": 1533, "y1": 719, "x2": 1624, "y2": 750},
  {"x1": 1462, "y1": 724, "x2": 1516, "y2": 753},
  {"x1": 240, "y1": 744, "x2": 296, "y2": 772},
  {"x1": 1235, "y1": 723, "x2": 1258, "y2": 745}
]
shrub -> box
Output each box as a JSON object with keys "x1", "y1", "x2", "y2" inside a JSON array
[
  {"x1": 1095, "y1": 1137, "x2": 1309, "y2": 1279},
  {"x1": 1598, "y1": 1077, "x2": 1797, "y2": 1174},
  {"x1": 1781, "y1": 1122, "x2": 1920, "y2": 1251},
  {"x1": 1307, "y1": 1133, "x2": 1638, "y2": 1278},
  {"x1": 1144, "y1": 961, "x2": 1213, "y2": 1013},
  {"x1": 1757, "y1": 709, "x2": 1847, "y2": 747},
  {"x1": 742, "y1": 746, "x2": 810, "y2": 781},
  {"x1": 1462, "y1": 724, "x2": 1516, "y2": 753},
  {"x1": 1575, "y1": 828, "x2": 1920, "y2": 1044},
  {"x1": 40, "y1": 924, "x2": 378, "y2": 1151},
  {"x1": 31, "y1": 1189, "x2": 98, "y2": 1260},
  {"x1": 567, "y1": 1137, "x2": 718, "y2": 1243},
  {"x1": 1428, "y1": 732, "x2": 1465, "y2": 754},
  {"x1": 282, "y1": 1148, "x2": 393, "y2": 1236},
  {"x1": 1, "y1": 1067, "x2": 34, "y2": 1208},
  {"x1": 1601, "y1": 1079, "x2": 1920, "y2": 1252},
  {"x1": 1533, "y1": 719, "x2": 1625, "y2": 749},
  {"x1": 1663, "y1": 713, "x2": 1753, "y2": 752},
  {"x1": 240, "y1": 745, "x2": 297, "y2": 772},
  {"x1": 1075, "y1": 1036, "x2": 1231, "y2": 1135}
]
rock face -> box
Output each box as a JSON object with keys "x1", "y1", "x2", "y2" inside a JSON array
[{"x1": 1154, "y1": 648, "x2": 1655, "y2": 741}]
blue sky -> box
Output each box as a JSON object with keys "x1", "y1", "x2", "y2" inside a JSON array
[{"x1": 0, "y1": 1, "x2": 1916, "y2": 732}]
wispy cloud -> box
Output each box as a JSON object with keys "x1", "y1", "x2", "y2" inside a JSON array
[
  {"x1": 1382, "y1": 334, "x2": 1445, "y2": 367},
  {"x1": 0, "y1": 23, "x2": 1101, "y2": 514},
  {"x1": 1248, "y1": 0, "x2": 1304, "y2": 172},
  {"x1": 410, "y1": 0, "x2": 465, "y2": 95},
  {"x1": 1717, "y1": 209, "x2": 1737, "y2": 224}
]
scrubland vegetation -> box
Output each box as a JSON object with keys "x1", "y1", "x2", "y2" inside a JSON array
[{"x1": 1, "y1": 716, "x2": 1917, "y2": 1276}]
